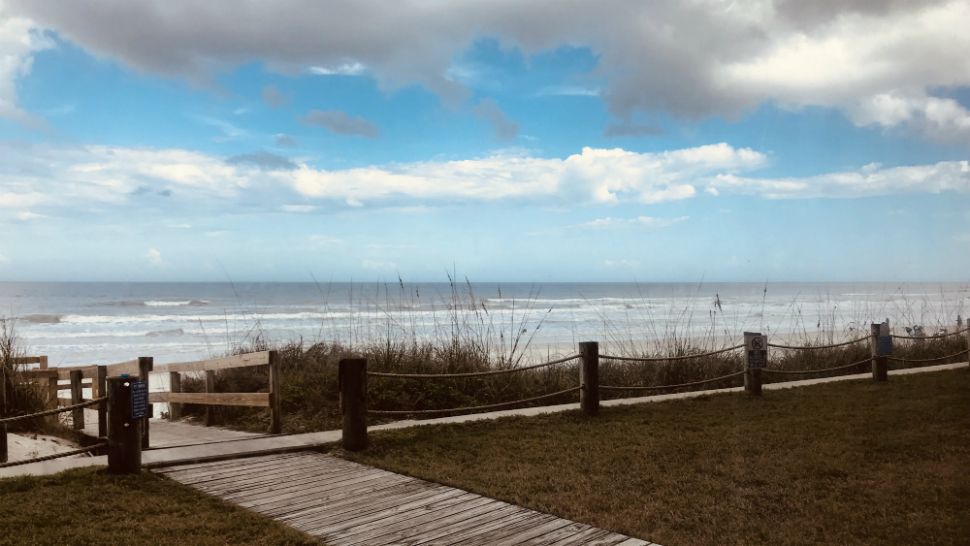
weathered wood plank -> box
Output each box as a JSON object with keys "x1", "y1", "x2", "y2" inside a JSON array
[
  {"x1": 156, "y1": 351, "x2": 270, "y2": 374},
  {"x1": 307, "y1": 487, "x2": 466, "y2": 537},
  {"x1": 158, "y1": 453, "x2": 654, "y2": 546},
  {"x1": 295, "y1": 482, "x2": 454, "y2": 533},
  {"x1": 105, "y1": 359, "x2": 140, "y2": 376},
  {"x1": 488, "y1": 516, "x2": 579, "y2": 546},
  {"x1": 518, "y1": 521, "x2": 593, "y2": 546},
  {"x1": 337, "y1": 494, "x2": 496, "y2": 546},
  {"x1": 149, "y1": 392, "x2": 269, "y2": 407}
]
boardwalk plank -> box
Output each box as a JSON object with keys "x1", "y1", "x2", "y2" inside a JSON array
[
  {"x1": 337, "y1": 494, "x2": 496, "y2": 546},
  {"x1": 157, "y1": 452, "x2": 654, "y2": 546}
]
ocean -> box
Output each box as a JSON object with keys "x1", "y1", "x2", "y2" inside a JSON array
[{"x1": 1, "y1": 281, "x2": 968, "y2": 367}]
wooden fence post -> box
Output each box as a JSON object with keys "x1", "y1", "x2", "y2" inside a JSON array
[
  {"x1": 168, "y1": 372, "x2": 182, "y2": 420},
  {"x1": 204, "y1": 370, "x2": 216, "y2": 426},
  {"x1": 1, "y1": 424, "x2": 7, "y2": 464},
  {"x1": 870, "y1": 323, "x2": 889, "y2": 381},
  {"x1": 744, "y1": 332, "x2": 766, "y2": 396},
  {"x1": 339, "y1": 358, "x2": 368, "y2": 451},
  {"x1": 97, "y1": 366, "x2": 107, "y2": 439},
  {"x1": 965, "y1": 326, "x2": 970, "y2": 368},
  {"x1": 106, "y1": 375, "x2": 142, "y2": 474},
  {"x1": 70, "y1": 370, "x2": 84, "y2": 430},
  {"x1": 579, "y1": 341, "x2": 600, "y2": 416},
  {"x1": 46, "y1": 375, "x2": 57, "y2": 410},
  {"x1": 268, "y1": 350, "x2": 282, "y2": 434},
  {"x1": 138, "y1": 357, "x2": 153, "y2": 448}
]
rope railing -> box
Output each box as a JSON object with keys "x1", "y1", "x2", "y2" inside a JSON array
[
  {"x1": 367, "y1": 386, "x2": 581, "y2": 416},
  {"x1": 600, "y1": 344, "x2": 744, "y2": 363},
  {"x1": 887, "y1": 349, "x2": 970, "y2": 363},
  {"x1": 762, "y1": 358, "x2": 871, "y2": 376},
  {"x1": 600, "y1": 369, "x2": 746, "y2": 392},
  {"x1": 891, "y1": 327, "x2": 970, "y2": 340},
  {"x1": 0, "y1": 397, "x2": 105, "y2": 425},
  {"x1": 767, "y1": 337, "x2": 870, "y2": 351},
  {"x1": 366, "y1": 354, "x2": 580, "y2": 380},
  {"x1": 0, "y1": 442, "x2": 105, "y2": 469}
]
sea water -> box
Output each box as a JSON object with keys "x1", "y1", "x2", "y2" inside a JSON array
[{"x1": 1, "y1": 281, "x2": 967, "y2": 366}]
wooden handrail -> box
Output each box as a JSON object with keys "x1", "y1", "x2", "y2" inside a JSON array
[
  {"x1": 154, "y1": 351, "x2": 271, "y2": 374},
  {"x1": 149, "y1": 391, "x2": 270, "y2": 408}
]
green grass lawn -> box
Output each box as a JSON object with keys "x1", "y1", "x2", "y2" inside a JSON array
[
  {"x1": 351, "y1": 368, "x2": 970, "y2": 546},
  {"x1": 0, "y1": 468, "x2": 316, "y2": 546}
]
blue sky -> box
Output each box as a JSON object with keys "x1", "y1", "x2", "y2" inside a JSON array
[{"x1": 1, "y1": 1, "x2": 968, "y2": 282}]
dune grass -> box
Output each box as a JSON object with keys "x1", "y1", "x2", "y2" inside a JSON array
[
  {"x1": 0, "y1": 468, "x2": 316, "y2": 546},
  {"x1": 347, "y1": 367, "x2": 970, "y2": 546}
]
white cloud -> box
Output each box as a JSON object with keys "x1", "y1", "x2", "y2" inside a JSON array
[
  {"x1": 6, "y1": 0, "x2": 969, "y2": 140},
  {"x1": 283, "y1": 143, "x2": 765, "y2": 206},
  {"x1": 308, "y1": 62, "x2": 366, "y2": 76},
  {"x1": 0, "y1": 142, "x2": 966, "y2": 217},
  {"x1": 15, "y1": 210, "x2": 43, "y2": 220},
  {"x1": 146, "y1": 247, "x2": 162, "y2": 265},
  {"x1": 281, "y1": 204, "x2": 316, "y2": 213},
  {"x1": 581, "y1": 215, "x2": 689, "y2": 229},
  {"x1": 0, "y1": 3, "x2": 53, "y2": 122},
  {"x1": 707, "y1": 160, "x2": 970, "y2": 199}
]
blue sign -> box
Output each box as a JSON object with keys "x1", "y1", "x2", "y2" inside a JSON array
[
  {"x1": 130, "y1": 380, "x2": 149, "y2": 419},
  {"x1": 877, "y1": 335, "x2": 893, "y2": 356}
]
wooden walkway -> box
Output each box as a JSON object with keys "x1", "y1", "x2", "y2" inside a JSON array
[{"x1": 156, "y1": 451, "x2": 654, "y2": 546}]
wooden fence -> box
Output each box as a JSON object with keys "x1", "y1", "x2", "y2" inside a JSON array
[{"x1": 6, "y1": 350, "x2": 281, "y2": 453}]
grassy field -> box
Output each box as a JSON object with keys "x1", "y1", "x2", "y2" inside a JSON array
[
  {"x1": 349, "y1": 368, "x2": 970, "y2": 546},
  {"x1": 0, "y1": 468, "x2": 316, "y2": 546}
]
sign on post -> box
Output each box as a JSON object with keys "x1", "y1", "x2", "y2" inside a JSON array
[
  {"x1": 130, "y1": 380, "x2": 149, "y2": 419},
  {"x1": 877, "y1": 322, "x2": 893, "y2": 356},
  {"x1": 745, "y1": 332, "x2": 767, "y2": 369}
]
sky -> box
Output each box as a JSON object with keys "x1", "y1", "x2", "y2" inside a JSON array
[{"x1": 0, "y1": 0, "x2": 968, "y2": 283}]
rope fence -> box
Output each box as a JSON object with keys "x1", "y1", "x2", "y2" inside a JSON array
[
  {"x1": 367, "y1": 386, "x2": 582, "y2": 417},
  {"x1": 366, "y1": 354, "x2": 580, "y2": 379},
  {"x1": 600, "y1": 344, "x2": 744, "y2": 363},
  {"x1": 767, "y1": 337, "x2": 869, "y2": 350},
  {"x1": 600, "y1": 369, "x2": 746, "y2": 392},
  {"x1": 887, "y1": 348, "x2": 970, "y2": 363},
  {"x1": 762, "y1": 358, "x2": 871, "y2": 376},
  {"x1": 0, "y1": 397, "x2": 105, "y2": 425},
  {"x1": 0, "y1": 442, "x2": 105, "y2": 469},
  {"x1": 891, "y1": 327, "x2": 970, "y2": 340}
]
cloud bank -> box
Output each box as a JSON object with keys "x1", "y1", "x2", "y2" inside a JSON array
[
  {"x1": 3, "y1": 0, "x2": 969, "y2": 141},
  {"x1": 1, "y1": 142, "x2": 966, "y2": 218}
]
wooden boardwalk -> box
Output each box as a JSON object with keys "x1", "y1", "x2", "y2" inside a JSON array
[{"x1": 156, "y1": 451, "x2": 654, "y2": 546}]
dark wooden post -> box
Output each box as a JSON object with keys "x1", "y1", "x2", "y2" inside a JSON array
[
  {"x1": 70, "y1": 370, "x2": 84, "y2": 430},
  {"x1": 138, "y1": 357, "x2": 153, "y2": 448},
  {"x1": 1, "y1": 425, "x2": 7, "y2": 463},
  {"x1": 870, "y1": 322, "x2": 889, "y2": 381},
  {"x1": 579, "y1": 341, "x2": 600, "y2": 416},
  {"x1": 268, "y1": 350, "x2": 282, "y2": 434},
  {"x1": 168, "y1": 372, "x2": 182, "y2": 420},
  {"x1": 107, "y1": 376, "x2": 142, "y2": 474},
  {"x1": 339, "y1": 358, "x2": 367, "y2": 451},
  {"x1": 744, "y1": 332, "x2": 766, "y2": 396},
  {"x1": 204, "y1": 370, "x2": 216, "y2": 426},
  {"x1": 97, "y1": 366, "x2": 107, "y2": 439},
  {"x1": 965, "y1": 326, "x2": 970, "y2": 367},
  {"x1": 46, "y1": 375, "x2": 58, "y2": 410}
]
